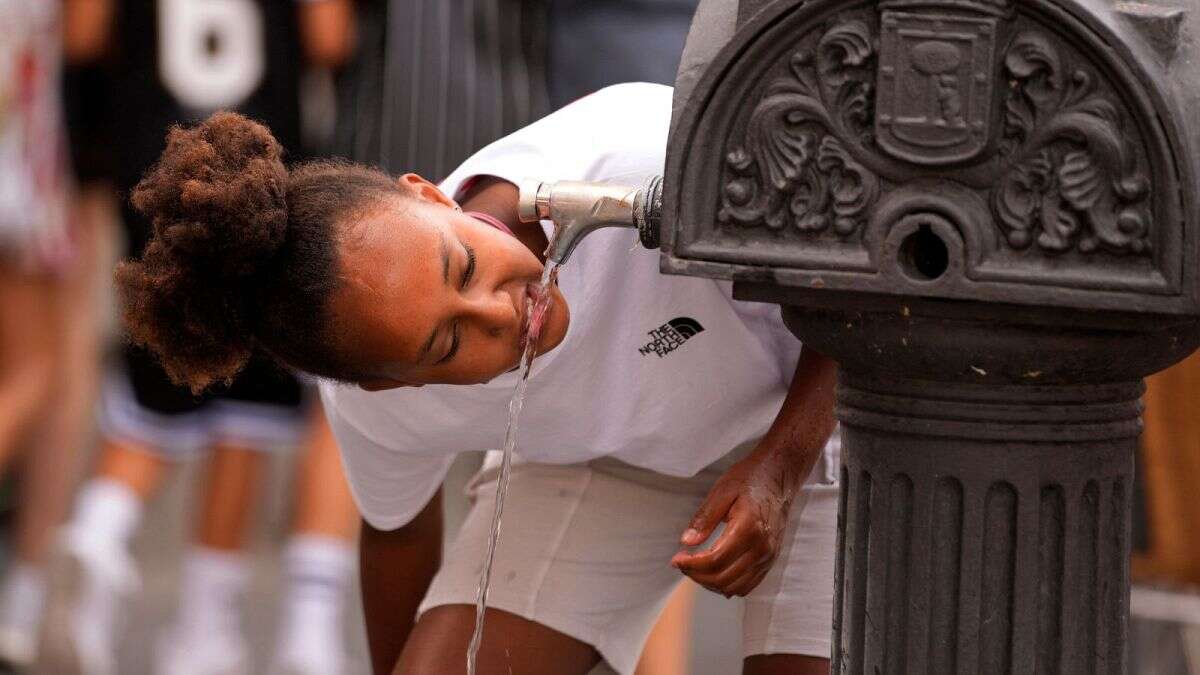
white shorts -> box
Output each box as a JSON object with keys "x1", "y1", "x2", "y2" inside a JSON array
[{"x1": 418, "y1": 445, "x2": 839, "y2": 675}]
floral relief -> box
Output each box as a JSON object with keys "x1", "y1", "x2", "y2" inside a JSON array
[
  {"x1": 719, "y1": 20, "x2": 880, "y2": 237},
  {"x1": 719, "y1": 14, "x2": 1154, "y2": 260},
  {"x1": 993, "y1": 32, "x2": 1152, "y2": 255}
]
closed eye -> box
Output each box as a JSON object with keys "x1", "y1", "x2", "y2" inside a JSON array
[
  {"x1": 435, "y1": 242, "x2": 474, "y2": 366},
  {"x1": 435, "y1": 323, "x2": 461, "y2": 365},
  {"x1": 462, "y1": 242, "x2": 476, "y2": 289}
]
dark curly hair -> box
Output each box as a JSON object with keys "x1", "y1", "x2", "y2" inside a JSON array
[{"x1": 117, "y1": 111, "x2": 405, "y2": 392}]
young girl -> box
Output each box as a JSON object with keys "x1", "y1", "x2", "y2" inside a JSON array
[{"x1": 121, "y1": 82, "x2": 840, "y2": 675}]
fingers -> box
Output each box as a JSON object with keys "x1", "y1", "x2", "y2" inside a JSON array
[
  {"x1": 680, "y1": 549, "x2": 758, "y2": 595},
  {"x1": 681, "y1": 480, "x2": 738, "y2": 546},
  {"x1": 724, "y1": 561, "x2": 770, "y2": 597},
  {"x1": 672, "y1": 516, "x2": 755, "y2": 573},
  {"x1": 672, "y1": 498, "x2": 782, "y2": 597},
  {"x1": 680, "y1": 550, "x2": 773, "y2": 597},
  {"x1": 675, "y1": 496, "x2": 778, "y2": 573}
]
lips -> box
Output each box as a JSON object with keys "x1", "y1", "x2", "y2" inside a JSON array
[
  {"x1": 516, "y1": 283, "x2": 535, "y2": 354},
  {"x1": 517, "y1": 282, "x2": 552, "y2": 356}
]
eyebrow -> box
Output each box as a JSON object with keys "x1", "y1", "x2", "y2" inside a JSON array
[
  {"x1": 439, "y1": 230, "x2": 451, "y2": 285},
  {"x1": 418, "y1": 231, "x2": 453, "y2": 363}
]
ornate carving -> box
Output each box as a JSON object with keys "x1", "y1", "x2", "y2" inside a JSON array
[
  {"x1": 719, "y1": 20, "x2": 880, "y2": 236},
  {"x1": 993, "y1": 32, "x2": 1153, "y2": 255},
  {"x1": 875, "y1": 10, "x2": 1001, "y2": 165},
  {"x1": 720, "y1": 10, "x2": 1154, "y2": 258}
]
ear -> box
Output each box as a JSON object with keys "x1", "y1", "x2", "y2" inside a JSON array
[
  {"x1": 398, "y1": 174, "x2": 458, "y2": 209},
  {"x1": 358, "y1": 378, "x2": 424, "y2": 392}
]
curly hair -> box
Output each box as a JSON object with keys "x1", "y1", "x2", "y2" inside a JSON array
[{"x1": 117, "y1": 112, "x2": 404, "y2": 392}]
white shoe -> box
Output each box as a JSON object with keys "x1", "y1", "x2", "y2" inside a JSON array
[
  {"x1": 0, "y1": 622, "x2": 36, "y2": 670},
  {"x1": 154, "y1": 622, "x2": 249, "y2": 675},
  {"x1": 39, "y1": 526, "x2": 140, "y2": 675},
  {"x1": 267, "y1": 652, "x2": 345, "y2": 675},
  {"x1": 267, "y1": 624, "x2": 346, "y2": 675}
]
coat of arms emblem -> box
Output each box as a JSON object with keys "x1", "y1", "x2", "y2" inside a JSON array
[{"x1": 875, "y1": 0, "x2": 1011, "y2": 165}]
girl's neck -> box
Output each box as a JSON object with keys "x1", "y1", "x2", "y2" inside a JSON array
[{"x1": 458, "y1": 177, "x2": 549, "y2": 263}]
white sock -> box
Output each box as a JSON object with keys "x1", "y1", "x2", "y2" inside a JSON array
[
  {"x1": 174, "y1": 547, "x2": 250, "y2": 643},
  {"x1": 69, "y1": 479, "x2": 143, "y2": 547},
  {"x1": 0, "y1": 563, "x2": 45, "y2": 636},
  {"x1": 274, "y1": 535, "x2": 354, "y2": 661}
]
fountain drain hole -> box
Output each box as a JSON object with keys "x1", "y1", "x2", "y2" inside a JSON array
[{"x1": 899, "y1": 223, "x2": 949, "y2": 281}]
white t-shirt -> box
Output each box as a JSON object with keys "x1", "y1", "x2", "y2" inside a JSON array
[{"x1": 321, "y1": 83, "x2": 812, "y2": 530}]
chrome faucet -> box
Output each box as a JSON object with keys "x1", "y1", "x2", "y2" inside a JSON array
[{"x1": 517, "y1": 176, "x2": 663, "y2": 265}]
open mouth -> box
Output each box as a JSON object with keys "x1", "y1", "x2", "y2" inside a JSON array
[
  {"x1": 516, "y1": 283, "x2": 536, "y2": 355},
  {"x1": 517, "y1": 282, "x2": 551, "y2": 357}
]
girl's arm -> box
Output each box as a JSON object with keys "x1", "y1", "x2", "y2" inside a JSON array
[
  {"x1": 359, "y1": 488, "x2": 444, "y2": 675},
  {"x1": 63, "y1": 0, "x2": 114, "y2": 63},
  {"x1": 297, "y1": 0, "x2": 355, "y2": 68},
  {"x1": 672, "y1": 347, "x2": 837, "y2": 596}
]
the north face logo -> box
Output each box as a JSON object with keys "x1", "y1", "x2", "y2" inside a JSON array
[{"x1": 638, "y1": 318, "x2": 705, "y2": 358}]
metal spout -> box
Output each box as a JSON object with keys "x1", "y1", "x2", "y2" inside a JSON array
[{"x1": 517, "y1": 176, "x2": 662, "y2": 265}]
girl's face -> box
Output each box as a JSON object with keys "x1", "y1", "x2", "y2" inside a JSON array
[{"x1": 331, "y1": 176, "x2": 570, "y2": 389}]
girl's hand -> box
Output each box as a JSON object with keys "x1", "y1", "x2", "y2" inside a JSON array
[{"x1": 670, "y1": 449, "x2": 798, "y2": 597}]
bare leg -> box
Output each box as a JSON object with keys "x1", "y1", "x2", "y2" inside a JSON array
[
  {"x1": 0, "y1": 270, "x2": 57, "y2": 666},
  {"x1": 194, "y1": 443, "x2": 265, "y2": 550},
  {"x1": 397, "y1": 605, "x2": 601, "y2": 675},
  {"x1": 291, "y1": 405, "x2": 358, "y2": 541},
  {"x1": 93, "y1": 438, "x2": 170, "y2": 501},
  {"x1": 2, "y1": 188, "x2": 115, "y2": 666},
  {"x1": 635, "y1": 582, "x2": 695, "y2": 675},
  {"x1": 13, "y1": 187, "x2": 112, "y2": 566},
  {"x1": 0, "y1": 272, "x2": 55, "y2": 473},
  {"x1": 743, "y1": 654, "x2": 831, "y2": 675}
]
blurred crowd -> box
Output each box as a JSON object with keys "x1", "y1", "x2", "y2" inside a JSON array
[{"x1": 0, "y1": 1, "x2": 702, "y2": 674}]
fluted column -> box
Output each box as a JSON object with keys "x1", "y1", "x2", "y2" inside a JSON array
[{"x1": 832, "y1": 373, "x2": 1140, "y2": 675}]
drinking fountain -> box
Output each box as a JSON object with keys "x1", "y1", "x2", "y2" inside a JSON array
[
  {"x1": 659, "y1": 0, "x2": 1200, "y2": 671},
  {"x1": 518, "y1": 1, "x2": 1198, "y2": 669}
]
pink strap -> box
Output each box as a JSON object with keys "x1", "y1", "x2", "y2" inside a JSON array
[{"x1": 466, "y1": 211, "x2": 515, "y2": 236}]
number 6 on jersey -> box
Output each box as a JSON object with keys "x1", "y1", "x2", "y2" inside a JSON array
[{"x1": 158, "y1": 0, "x2": 265, "y2": 111}]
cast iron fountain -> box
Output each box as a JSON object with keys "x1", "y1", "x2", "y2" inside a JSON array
[{"x1": 656, "y1": 0, "x2": 1199, "y2": 671}]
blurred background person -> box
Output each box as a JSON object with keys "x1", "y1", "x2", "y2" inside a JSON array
[
  {"x1": 0, "y1": 1, "x2": 112, "y2": 670},
  {"x1": 38, "y1": 2, "x2": 362, "y2": 675}
]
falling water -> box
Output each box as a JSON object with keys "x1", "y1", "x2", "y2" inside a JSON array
[{"x1": 466, "y1": 260, "x2": 561, "y2": 675}]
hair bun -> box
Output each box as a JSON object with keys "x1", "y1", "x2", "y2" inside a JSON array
[
  {"x1": 119, "y1": 111, "x2": 293, "y2": 392},
  {"x1": 132, "y1": 111, "x2": 289, "y2": 278}
]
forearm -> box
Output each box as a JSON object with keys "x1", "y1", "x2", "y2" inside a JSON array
[
  {"x1": 63, "y1": 0, "x2": 114, "y2": 63},
  {"x1": 756, "y1": 347, "x2": 838, "y2": 493},
  {"x1": 359, "y1": 490, "x2": 444, "y2": 675},
  {"x1": 673, "y1": 348, "x2": 838, "y2": 595},
  {"x1": 298, "y1": 0, "x2": 355, "y2": 67}
]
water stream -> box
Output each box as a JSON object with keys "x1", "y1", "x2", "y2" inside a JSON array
[{"x1": 466, "y1": 260, "x2": 562, "y2": 675}]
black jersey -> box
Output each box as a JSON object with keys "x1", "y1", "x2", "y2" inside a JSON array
[
  {"x1": 78, "y1": 2, "x2": 310, "y2": 409},
  {"x1": 108, "y1": 0, "x2": 304, "y2": 226}
]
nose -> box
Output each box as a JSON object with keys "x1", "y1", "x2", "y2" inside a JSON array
[{"x1": 462, "y1": 286, "x2": 519, "y2": 335}]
